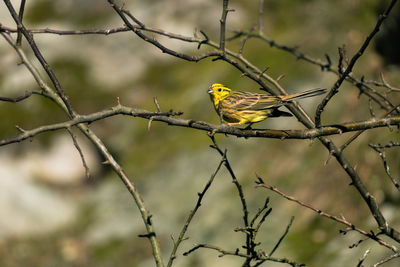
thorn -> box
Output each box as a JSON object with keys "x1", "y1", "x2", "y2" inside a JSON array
[
  {"x1": 147, "y1": 117, "x2": 154, "y2": 132},
  {"x1": 276, "y1": 74, "x2": 285, "y2": 81},
  {"x1": 15, "y1": 125, "x2": 26, "y2": 133},
  {"x1": 153, "y1": 96, "x2": 161, "y2": 112}
]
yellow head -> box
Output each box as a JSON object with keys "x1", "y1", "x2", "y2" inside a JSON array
[{"x1": 207, "y1": 83, "x2": 232, "y2": 108}]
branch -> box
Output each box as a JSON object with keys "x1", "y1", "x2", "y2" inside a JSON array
[
  {"x1": 107, "y1": 0, "x2": 221, "y2": 62},
  {"x1": 1, "y1": 104, "x2": 400, "y2": 146},
  {"x1": 228, "y1": 30, "x2": 398, "y2": 114},
  {"x1": 3, "y1": 0, "x2": 76, "y2": 117},
  {"x1": 0, "y1": 25, "x2": 132, "y2": 35},
  {"x1": 369, "y1": 142, "x2": 400, "y2": 190},
  {"x1": 67, "y1": 128, "x2": 90, "y2": 179},
  {"x1": 2, "y1": 11, "x2": 165, "y2": 266},
  {"x1": 0, "y1": 106, "x2": 182, "y2": 146},
  {"x1": 183, "y1": 243, "x2": 303, "y2": 267},
  {"x1": 167, "y1": 157, "x2": 224, "y2": 267},
  {"x1": 255, "y1": 176, "x2": 398, "y2": 252},
  {"x1": 315, "y1": 0, "x2": 398, "y2": 127},
  {"x1": 356, "y1": 249, "x2": 370, "y2": 267},
  {"x1": 209, "y1": 136, "x2": 250, "y2": 253},
  {"x1": 339, "y1": 103, "x2": 400, "y2": 152},
  {"x1": 372, "y1": 252, "x2": 400, "y2": 267},
  {"x1": 269, "y1": 216, "x2": 294, "y2": 256},
  {"x1": 219, "y1": 0, "x2": 230, "y2": 52},
  {"x1": 363, "y1": 72, "x2": 400, "y2": 93},
  {"x1": 0, "y1": 90, "x2": 43, "y2": 102}
]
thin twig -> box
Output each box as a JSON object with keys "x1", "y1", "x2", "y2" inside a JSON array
[
  {"x1": 269, "y1": 216, "x2": 295, "y2": 256},
  {"x1": 356, "y1": 249, "x2": 370, "y2": 267},
  {"x1": 0, "y1": 91, "x2": 43, "y2": 102},
  {"x1": 362, "y1": 72, "x2": 400, "y2": 93},
  {"x1": 339, "y1": 103, "x2": 400, "y2": 152},
  {"x1": 372, "y1": 252, "x2": 400, "y2": 267},
  {"x1": 67, "y1": 127, "x2": 90, "y2": 179},
  {"x1": 167, "y1": 157, "x2": 224, "y2": 267},
  {"x1": 369, "y1": 142, "x2": 400, "y2": 190},
  {"x1": 183, "y1": 243, "x2": 303, "y2": 266},
  {"x1": 250, "y1": 197, "x2": 270, "y2": 228},
  {"x1": 107, "y1": 0, "x2": 221, "y2": 62},
  {"x1": 209, "y1": 135, "x2": 250, "y2": 251}
]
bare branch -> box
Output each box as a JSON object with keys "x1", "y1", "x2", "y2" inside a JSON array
[
  {"x1": 269, "y1": 216, "x2": 294, "y2": 256},
  {"x1": 339, "y1": 103, "x2": 400, "y2": 152},
  {"x1": 67, "y1": 128, "x2": 90, "y2": 179},
  {"x1": 362, "y1": 72, "x2": 400, "y2": 93},
  {"x1": 183, "y1": 243, "x2": 303, "y2": 267},
  {"x1": 369, "y1": 142, "x2": 400, "y2": 190},
  {"x1": 0, "y1": 90, "x2": 43, "y2": 102},
  {"x1": 209, "y1": 136, "x2": 250, "y2": 248},
  {"x1": 107, "y1": 0, "x2": 221, "y2": 62},
  {"x1": 3, "y1": 0, "x2": 76, "y2": 117},
  {"x1": 372, "y1": 252, "x2": 400, "y2": 267},
  {"x1": 167, "y1": 157, "x2": 224, "y2": 267},
  {"x1": 356, "y1": 249, "x2": 370, "y2": 267},
  {"x1": 0, "y1": 106, "x2": 183, "y2": 146},
  {"x1": 255, "y1": 176, "x2": 398, "y2": 252},
  {"x1": 315, "y1": 0, "x2": 398, "y2": 127},
  {"x1": 1, "y1": 103, "x2": 400, "y2": 147},
  {"x1": 2, "y1": 10, "x2": 165, "y2": 266},
  {"x1": 0, "y1": 25, "x2": 132, "y2": 35}
]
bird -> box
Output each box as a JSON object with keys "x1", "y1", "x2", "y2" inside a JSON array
[{"x1": 207, "y1": 83, "x2": 326, "y2": 126}]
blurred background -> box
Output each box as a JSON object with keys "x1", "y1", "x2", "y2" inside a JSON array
[{"x1": 0, "y1": 0, "x2": 399, "y2": 266}]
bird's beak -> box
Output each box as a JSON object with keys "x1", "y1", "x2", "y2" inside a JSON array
[{"x1": 207, "y1": 88, "x2": 213, "y2": 94}]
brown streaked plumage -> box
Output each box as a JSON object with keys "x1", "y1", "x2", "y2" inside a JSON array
[{"x1": 207, "y1": 83, "x2": 326, "y2": 126}]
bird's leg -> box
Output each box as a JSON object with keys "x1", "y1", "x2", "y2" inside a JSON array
[
  {"x1": 219, "y1": 113, "x2": 224, "y2": 124},
  {"x1": 243, "y1": 123, "x2": 253, "y2": 130}
]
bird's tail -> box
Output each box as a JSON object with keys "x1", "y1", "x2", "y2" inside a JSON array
[{"x1": 282, "y1": 88, "x2": 327, "y2": 101}]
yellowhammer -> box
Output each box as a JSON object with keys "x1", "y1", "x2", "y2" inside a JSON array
[{"x1": 207, "y1": 83, "x2": 326, "y2": 126}]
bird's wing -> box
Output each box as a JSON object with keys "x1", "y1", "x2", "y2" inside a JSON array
[{"x1": 225, "y1": 91, "x2": 283, "y2": 111}]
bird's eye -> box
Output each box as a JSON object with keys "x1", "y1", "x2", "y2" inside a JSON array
[{"x1": 217, "y1": 88, "x2": 222, "y2": 92}]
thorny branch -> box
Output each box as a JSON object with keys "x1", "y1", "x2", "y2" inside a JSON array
[
  {"x1": 208, "y1": 135, "x2": 250, "y2": 256},
  {"x1": 372, "y1": 252, "x2": 400, "y2": 267},
  {"x1": 255, "y1": 176, "x2": 398, "y2": 253},
  {"x1": 1, "y1": 102, "x2": 399, "y2": 147},
  {"x1": 183, "y1": 243, "x2": 304, "y2": 267},
  {"x1": 1, "y1": 0, "x2": 400, "y2": 266},
  {"x1": 4, "y1": 0, "x2": 400, "y2": 244},
  {"x1": 3, "y1": 0, "x2": 76, "y2": 117},
  {"x1": 2, "y1": 2, "x2": 165, "y2": 266},
  {"x1": 369, "y1": 142, "x2": 400, "y2": 190},
  {"x1": 167, "y1": 156, "x2": 224, "y2": 267},
  {"x1": 315, "y1": 0, "x2": 398, "y2": 127},
  {"x1": 67, "y1": 128, "x2": 90, "y2": 179}
]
